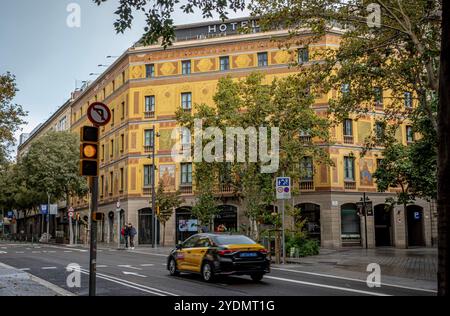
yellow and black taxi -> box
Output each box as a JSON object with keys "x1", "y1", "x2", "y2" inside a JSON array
[{"x1": 167, "y1": 233, "x2": 270, "y2": 282}]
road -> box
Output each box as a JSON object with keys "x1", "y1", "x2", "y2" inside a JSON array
[{"x1": 0, "y1": 243, "x2": 435, "y2": 296}]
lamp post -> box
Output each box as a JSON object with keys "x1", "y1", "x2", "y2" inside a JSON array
[
  {"x1": 358, "y1": 193, "x2": 372, "y2": 249},
  {"x1": 148, "y1": 127, "x2": 160, "y2": 248}
]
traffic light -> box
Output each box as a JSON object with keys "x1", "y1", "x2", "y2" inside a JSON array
[{"x1": 80, "y1": 126, "x2": 99, "y2": 176}]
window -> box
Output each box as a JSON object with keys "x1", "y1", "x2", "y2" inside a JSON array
[
  {"x1": 58, "y1": 116, "x2": 67, "y2": 131},
  {"x1": 122, "y1": 71, "x2": 126, "y2": 83},
  {"x1": 374, "y1": 87, "x2": 383, "y2": 106},
  {"x1": 80, "y1": 106, "x2": 83, "y2": 117},
  {"x1": 375, "y1": 122, "x2": 385, "y2": 140},
  {"x1": 143, "y1": 165, "x2": 154, "y2": 187},
  {"x1": 181, "y1": 163, "x2": 192, "y2": 185},
  {"x1": 376, "y1": 158, "x2": 384, "y2": 169},
  {"x1": 181, "y1": 128, "x2": 191, "y2": 150},
  {"x1": 182, "y1": 60, "x2": 191, "y2": 75},
  {"x1": 144, "y1": 129, "x2": 154, "y2": 147},
  {"x1": 112, "y1": 80, "x2": 115, "y2": 91},
  {"x1": 101, "y1": 144, "x2": 105, "y2": 161},
  {"x1": 120, "y1": 168, "x2": 124, "y2": 191},
  {"x1": 404, "y1": 92, "x2": 412, "y2": 108},
  {"x1": 103, "y1": 88, "x2": 106, "y2": 99},
  {"x1": 341, "y1": 204, "x2": 361, "y2": 240},
  {"x1": 343, "y1": 119, "x2": 353, "y2": 136},
  {"x1": 341, "y1": 83, "x2": 350, "y2": 95},
  {"x1": 300, "y1": 157, "x2": 314, "y2": 180},
  {"x1": 111, "y1": 109, "x2": 115, "y2": 126},
  {"x1": 257, "y1": 52, "x2": 268, "y2": 67},
  {"x1": 181, "y1": 92, "x2": 192, "y2": 110},
  {"x1": 109, "y1": 171, "x2": 114, "y2": 194},
  {"x1": 145, "y1": 96, "x2": 155, "y2": 113},
  {"x1": 120, "y1": 134, "x2": 124, "y2": 152},
  {"x1": 121, "y1": 102, "x2": 125, "y2": 119},
  {"x1": 406, "y1": 126, "x2": 414, "y2": 143},
  {"x1": 145, "y1": 64, "x2": 155, "y2": 78},
  {"x1": 298, "y1": 47, "x2": 309, "y2": 64},
  {"x1": 219, "y1": 162, "x2": 232, "y2": 184},
  {"x1": 220, "y1": 56, "x2": 230, "y2": 71},
  {"x1": 110, "y1": 139, "x2": 114, "y2": 157},
  {"x1": 100, "y1": 176, "x2": 104, "y2": 196},
  {"x1": 344, "y1": 157, "x2": 355, "y2": 181}
]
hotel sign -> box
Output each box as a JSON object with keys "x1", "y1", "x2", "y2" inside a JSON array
[{"x1": 175, "y1": 18, "x2": 261, "y2": 41}]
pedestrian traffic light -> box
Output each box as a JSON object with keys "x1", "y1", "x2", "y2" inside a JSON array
[{"x1": 80, "y1": 126, "x2": 99, "y2": 176}]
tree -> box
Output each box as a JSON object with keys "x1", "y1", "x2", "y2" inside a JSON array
[
  {"x1": 19, "y1": 131, "x2": 88, "y2": 206},
  {"x1": 0, "y1": 72, "x2": 27, "y2": 164},
  {"x1": 155, "y1": 180, "x2": 183, "y2": 246}
]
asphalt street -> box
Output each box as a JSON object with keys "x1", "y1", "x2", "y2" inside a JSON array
[{"x1": 0, "y1": 243, "x2": 435, "y2": 296}]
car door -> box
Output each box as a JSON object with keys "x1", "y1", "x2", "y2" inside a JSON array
[
  {"x1": 189, "y1": 237, "x2": 213, "y2": 273},
  {"x1": 176, "y1": 235, "x2": 199, "y2": 271}
]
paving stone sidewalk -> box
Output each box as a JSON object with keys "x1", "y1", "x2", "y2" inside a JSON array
[{"x1": 0, "y1": 262, "x2": 74, "y2": 296}]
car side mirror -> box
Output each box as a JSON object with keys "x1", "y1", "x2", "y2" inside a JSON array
[{"x1": 176, "y1": 243, "x2": 183, "y2": 250}]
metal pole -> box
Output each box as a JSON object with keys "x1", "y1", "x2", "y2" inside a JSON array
[
  {"x1": 47, "y1": 193, "x2": 50, "y2": 243},
  {"x1": 89, "y1": 176, "x2": 99, "y2": 296},
  {"x1": 282, "y1": 198, "x2": 286, "y2": 264},
  {"x1": 117, "y1": 210, "x2": 121, "y2": 249},
  {"x1": 364, "y1": 192, "x2": 368, "y2": 249},
  {"x1": 75, "y1": 217, "x2": 78, "y2": 246},
  {"x1": 151, "y1": 126, "x2": 157, "y2": 249}
]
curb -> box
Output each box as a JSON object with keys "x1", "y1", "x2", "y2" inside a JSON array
[{"x1": 0, "y1": 262, "x2": 75, "y2": 296}]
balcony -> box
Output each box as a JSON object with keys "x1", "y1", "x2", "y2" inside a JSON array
[
  {"x1": 344, "y1": 181, "x2": 356, "y2": 190},
  {"x1": 182, "y1": 108, "x2": 192, "y2": 113},
  {"x1": 343, "y1": 135, "x2": 354, "y2": 144},
  {"x1": 300, "y1": 180, "x2": 314, "y2": 191},
  {"x1": 144, "y1": 111, "x2": 155, "y2": 119},
  {"x1": 375, "y1": 101, "x2": 384, "y2": 111},
  {"x1": 144, "y1": 145, "x2": 154, "y2": 153},
  {"x1": 300, "y1": 135, "x2": 312, "y2": 143},
  {"x1": 143, "y1": 187, "x2": 152, "y2": 196},
  {"x1": 180, "y1": 185, "x2": 193, "y2": 195},
  {"x1": 215, "y1": 183, "x2": 234, "y2": 195}
]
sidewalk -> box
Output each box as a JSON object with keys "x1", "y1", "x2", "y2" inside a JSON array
[{"x1": 0, "y1": 262, "x2": 74, "y2": 296}]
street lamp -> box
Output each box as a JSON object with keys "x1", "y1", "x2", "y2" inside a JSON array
[
  {"x1": 106, "y1": 55, "x2": 119, "y2": 59},
  {"x1": 357, "y1": 193, "x2": 372, "y2": 249},
  {"x1": 98, "y1": 64, "x2": 111, "y2": 68},
  {"x1": 147, "y1": 127, "x2": 161, "y2": 248},
  {"x1": 89, "y1": 73, "x2": 100, "y2": 76}
]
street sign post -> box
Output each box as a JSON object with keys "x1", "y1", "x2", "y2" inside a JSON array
[
  {"x1": 116, "y1": 201, "x2": 121, "y2": 249},
  {"x1": 276, "y1": 176, "x2": 291, "y2": 264},
  {"x1": 84, "y1": 102, "x2": 111, "y2": 297}
]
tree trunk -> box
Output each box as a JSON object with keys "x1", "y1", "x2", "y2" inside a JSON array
[
  {"x1": 438, "y1": 0, "x2": 450, "y2": 296},
  {"x1": 162, "y1": 222, "x2": 166, "y2": 247}
]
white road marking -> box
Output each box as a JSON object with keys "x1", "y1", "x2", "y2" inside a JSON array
[
  {"x1": 97, "y1": 265, "x2": 108, "y2": 268},
  {"x1": 123, "y1": 271, "x2": 147, "y2": 278},
  {"x1": 20, "y1": 268, "x2": 31, "y2": 271},
  {"x1": 0, "y1": 251, "x2": 7, "y2": 254},
  {"x1": 46, "y1": 245, "x2": 88, "y2": 252},
  {"x1": 48, "y1": 251, "x2": 56, "y2": 253},
  {"x1": 15, "y1": 251, "x2": 25, "y2": 254},
  {"x1": 79, "y1": 268, "x2": 177, "y2": 296},
  {"x1": 118, "y1": 265, "x2": 142, "y2": 270},
  {"x1": 126, "y1": 250, "x2": 167, "y2": 257},
  {"x1": 42, "y1": 267, "x2": 57, "y2": 270},
  {"x1": 64, "y1": 251, "x2": 72, "y2": 253},
  {"x1": 265, "y1": 276, "x2": 390, "y2": 296},
  {"x1": 140, "y1": 264, "x2": 154, "y2": 267},
  {"x1": 32, "y1": 251, "x2": 41, "y2": 254},
  {"x1": 271, "y1": 267, "x2": 437, "y2": 293},
  {"x1": 1, "y1": 247, "x2": 7, "y2": 249}
]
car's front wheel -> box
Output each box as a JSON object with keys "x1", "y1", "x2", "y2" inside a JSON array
[
  {"x1": 168, "y1": 257, "x2": 180, "y2": 276},
  {"x1": 250, "y1": 273, "x2": 264, "y2": 282},
  {"x1": 202, "y1": 262, "x2": 215, "y2": 282}
]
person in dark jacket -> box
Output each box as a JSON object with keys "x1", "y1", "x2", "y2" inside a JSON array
[
  {"x1": 127, "y1": 223, "x2": 137, "y2": 249},
  {"x1": 124, "y1": 225, "x2": 130, "y2": 248}
]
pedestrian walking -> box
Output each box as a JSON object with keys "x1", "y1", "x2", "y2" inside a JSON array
[
  {"x1": 127, "y1": 223, "x2": 137, "y2": 249},
  {"x1": 124, "y1": 225, "x2": 130, "y2": 248}
]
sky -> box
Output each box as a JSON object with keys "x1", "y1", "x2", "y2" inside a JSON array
[{"x1": 0, "y1": 0, "x2": 246, "y2": 155}]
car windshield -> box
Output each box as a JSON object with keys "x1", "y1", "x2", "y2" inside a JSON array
[{"x1": 212, "y1": 235, "x2": 257, "y2": 245}]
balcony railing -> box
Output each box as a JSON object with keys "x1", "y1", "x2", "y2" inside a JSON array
[
  {"x1": 144, "y1": 111, "x2": 155, "y2": 119},
  {"x1": 300, "y1": 180, "x2": 314, "y2": 191},
  {"x1": 343, "y1": 135, "x2": 354, "y2": 144},
  {"x1": 215, "y1": 183, "x2": 234, "y2": 194},
  {"x1": 182, "y1": 108, "x2": 192, "y2": 113},
  {"x1": 144, "y1": 145, "x2": 154, "y2": 153},
  {"x1": 180, "y1": 185, "x2": 193, "y2": 195},
  {"x1": 375, "y1": 101, "x2": 384, "y2": 111},
  {"x1": 143, "y1": 187, "x2": 152, "y2": 195},
  {"x1": 344, "y1": 181, "x2": 356, "y2": 190},
  {"x1": 300, "y1": 135, "x2": 312, "y2": 143}
]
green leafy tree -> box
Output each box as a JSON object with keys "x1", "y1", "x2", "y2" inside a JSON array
[
  {"x1": 20, "y1": 131, "x2": 88, "y2": 206},
  {"x1": 0, "y1": 72, "x2": 27, "y2": 164},
  {"x1": 155, "y1": 180, "x2": 183, "y2": 246}
]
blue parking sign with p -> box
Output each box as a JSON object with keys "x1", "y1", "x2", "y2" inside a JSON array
[{"x1": 40, "y1": 205, "x2": 48, "y2": 215}]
